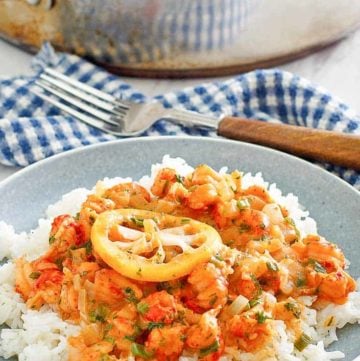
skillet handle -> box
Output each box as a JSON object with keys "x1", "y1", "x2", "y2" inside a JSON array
[{"x1": 218, "y1": 117, "x2": 360, "y2": 171}]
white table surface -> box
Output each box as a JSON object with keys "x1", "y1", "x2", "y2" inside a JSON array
[{"x1": 1, "y1": 29, "x2": 360, "y2": 182}]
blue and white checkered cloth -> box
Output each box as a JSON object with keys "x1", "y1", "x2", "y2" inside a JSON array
[{"x1": 0, "y1": 43, "x2": 359, "y2": 190}]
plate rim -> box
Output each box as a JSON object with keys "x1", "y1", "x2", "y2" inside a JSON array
[{"x1": 0, "y1": 136, "x2": 358, "y2": 198}]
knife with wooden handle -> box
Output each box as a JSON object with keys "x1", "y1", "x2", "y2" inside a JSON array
[{"x1": 217, "y1": 117, "x2": 360, "y2": 171}]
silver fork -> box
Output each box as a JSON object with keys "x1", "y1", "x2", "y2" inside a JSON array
[
  {"x1": 32, "y1": 68, "x2": 360, "y2": 171},
  {"x1": 33, "y1": 68, "x2": 220, "y2": 137}
]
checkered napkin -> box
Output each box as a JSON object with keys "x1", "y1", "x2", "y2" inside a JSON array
[{"x1": 0, "y1": 43, "x2": 359, "y2": 190}]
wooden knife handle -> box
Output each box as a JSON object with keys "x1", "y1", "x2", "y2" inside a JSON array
[{"x1": 218, "y1": 117, "x2": 360, "y2": 171}]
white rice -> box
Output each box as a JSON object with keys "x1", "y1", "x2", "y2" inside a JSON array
[{"x1": 0, "y1": 155, "x2": 359, "y2": 361}]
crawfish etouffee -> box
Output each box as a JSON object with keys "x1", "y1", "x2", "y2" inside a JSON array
[{"x1": 13, "y1": 159, "x2": 358, "y2": 361}]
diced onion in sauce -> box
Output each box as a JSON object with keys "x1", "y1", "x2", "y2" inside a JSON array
[{"x1": 229, "y1": 295, "x2": 249, "y2": 315}]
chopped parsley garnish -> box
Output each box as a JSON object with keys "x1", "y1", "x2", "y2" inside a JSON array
[
  {"x1": 84, "y1": 241, "x2": 92, "y2": 255},
  {"x1": 131, "y1": 343, "x2": 153, "y2": 359},
  {"x1": 308, "y1": 259, "x2": 326, "y2": 273},
  {"x1": 209, "y1": 294, "x2": 218, "y2": 306},
  {"x1": 124, "y1": 325, "x2": 142, "y2": 342},
  {"x1": 326, "y1": 316, "x2": 335, "y2": 327},
  {"x1": 89, "y1": 214, "x2": 96, "y2": 225},
  {"x1": 29, "y1": 271, "x2": 41, "y2": 280},
  {"x1": 284, "y1": 217, "x2": 300, "y2": 238},
  {"x1": 48, "y1": 235, "x2": 56, "y2": 245},
  {"x1": 296, "y1": 277, "x2": 307, "y2": 288},
  {"x1": 104, "y1": 336, "x2": 115, "y2": 345},
  {"x1": 266, "y1": 261, "x2": 279, "y2": 272},
  {"x1": 294, "y1": 333, "x2": 312, "y2": 351},
  {"x1": 130, "y1": 217, "x2": 144, "y2": 227},
  {"x1": 284, "y1": 302, "x2": 301, "y2": 318},
  {"x1": 237, "y1": 199, "x2": 250, "y2": 210},
  {"x1": 124, "y1": 287, "x2": 139, "y2": 303},
  {"x1": 250, "y1": 274, "x2": 262, "y2": 296},
  {"x1": 89, "y1": 305, "x2": 108, "y2": 323},
  {"x1": 256, "y1": 311, "x2": 270, "y2": 324},
  {"x1": 54, "y1": 258, "x2": 64, "y2": 271},
  {"x1": 214, "y1": 254, "x2": 224, "y2": 262},
  {"x1": 147, "y1": 321, "x2": 165, "y2": 330},
  {"x1": 199, "y1": 340, "x2": 219, "y2": 357},
  {"x1": 248, "y1": 298, "x2": 261, "y2": 309},
  {"x1": 239, "y1": 223, "x2": 251, "y2": 233},
  {"x1": 136, "y1": 302, "x2": 149, "y2": 315},
  {"x1": 104, "y1": 323, "x2": 113, "y2": 333},
  {"x1": 175, "y1": 174, "x2": 185, "y2": 185},
  {"x1": 156, "y1": 281, "x2": 174, "y2": 294},
  {"x1": 181, "y1": 218, "x2": 191, "y2": 224}
]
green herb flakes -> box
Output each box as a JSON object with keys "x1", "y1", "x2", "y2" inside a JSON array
[
  {"x1": 239, "y1": 223, "x2": 251, "y2": 233},
  {"x1": 175, "y1": 174, "x2": 185, "y2": 185},
  {"x1": 104, "y1": 336, "x2": 115, "y2": 345},
  {"x1": 124, "y1": 287, "x2": 138, "y2": 303},
  {"x1": 296, "y1": 277, "x2": 307, "y2": 288},
  {"x1": 237, "y1": 199, "x2": 250, "y2": 210},
  {"x1": 256, "y1": 311, "x2": 270, "y2": 324},
  {"x1": 131, "y1": 343, "x2": 153, "y2": 359},
  {"x1": 89, "y1": 305, "x2": 108, "y2": 323},
  {"x1": 266, "y1": 261, "x2": 279, "y2": 272},
  {"x1": 284, "y1": 302, "x2": 301, "y2": 318},
  {"x1": 199, "y1": 340, "x2": 219, "y2": 357},
  {"x1": 147, "y1": 321, "x2": 165, "y2": 330},
  {"x1": 308, "y1": 259, "x2": 326, "y2": 273},
  {"x1": 29, "y1": 271, "x2": 41, "y2": 280},
  {"x1": 294, "y1": 333, "x2": 312, "y2": 351},
  {"x1": 130, "y1": 217, "x2": 144, "y2": 227},
  {"x1": 84, "y1": 241, "x2": 92, "y2": 255},
  {"x1": 136, "y1": 302, "x2": 149, "y2": 315}
]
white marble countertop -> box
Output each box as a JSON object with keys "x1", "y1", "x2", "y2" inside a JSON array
[{"x1": 1, "y1": 29, "x2": 360, "y2": 182}]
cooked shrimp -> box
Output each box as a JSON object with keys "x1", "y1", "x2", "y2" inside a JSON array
[
  {"x1": 139, "y1": 290, "x2": 177, "y2": 324},
  {"x1": 186, "y1": 310, "x2": 220, "y2": 349},
  {"x1": 318, "y1": 269, "x2": 356, "y2": 304},
  {"x1": 301, "y1": 235, "x2": 345, "y2": 271},
  {"x1": 107, "y1": 303, "x2": 138, "y2": 352},
  {"x1": 146, "y1": 324, "x2": 187, "y2": 361},
  {"x1": 45, "y1": 215, "x2": 87, "y2": 260},
  {"x1": 186, "y1": 263, "x2": 228, "y2": 311},
  {"x1": 226, "y1": 310, "x2": 272, "y2": 352},
  {"x1": 151, "y1": 168, "x2": 178, "y2": 197},
  {"x1": 104, "y1": 182, "x2": 150, "y2": 209},
  {"x1": 191, "y1": 164, "x2": 222, "y2": 186},
  {"x1": 215, "y1": 207, "x2": 271, "y2": 247},
  {"x1": 93, "y1": 269, "x2": 143, "y2": 306},
  {"x1": 241, "y1": 185, "x2": 272, "y2": 203},
  {"x1": 187, "y1": 184, "x2": 218, "y2": 210},
  {"x1": 81, "y1": 194, "x2": 115, "y2": 214},
  {"x1": 68, "y1": 336, "x2": 114, "y2": 361},
  {"x1": 15, "y1": 258, "x2": 34, "y2": 300}
]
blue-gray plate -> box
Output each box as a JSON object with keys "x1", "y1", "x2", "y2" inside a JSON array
[{"x1": 0, "y1": 137, "x2": 359, "y2": 360}]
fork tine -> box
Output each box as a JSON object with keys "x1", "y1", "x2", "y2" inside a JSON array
[
  {"x1": 40, "y1": 73, "x2": 128, "y2": 116},
  {"x1": 32, "y1": 88, "x2": 124, "y2": 136},
  {"x1": 36, "y1": 80, "x2": 121, "y2": 126},
  {"x1": 45, "y1": 68, "x2": 128, "y2": 109}
]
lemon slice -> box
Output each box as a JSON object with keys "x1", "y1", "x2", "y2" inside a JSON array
[{"x1": 91, "y1": 209, "x2": 223, "y2": 282}]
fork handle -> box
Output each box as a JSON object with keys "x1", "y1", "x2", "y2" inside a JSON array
[{"x1": 218, "y1": 117, "x2": 360, "y2": 171}]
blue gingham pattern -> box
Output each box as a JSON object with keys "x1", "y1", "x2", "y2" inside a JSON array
[{"x1": 0, "y1": 43, "x2": 359, "y2": 190}]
